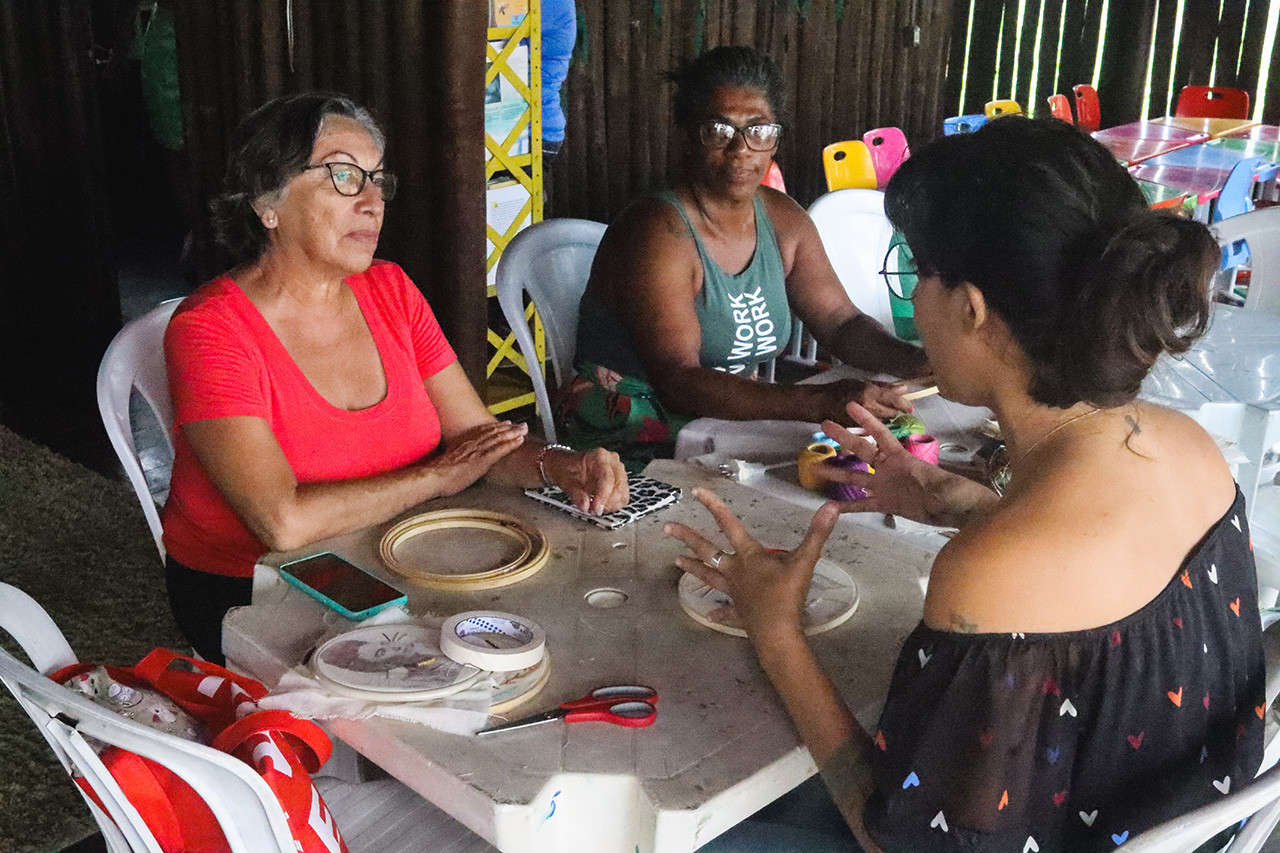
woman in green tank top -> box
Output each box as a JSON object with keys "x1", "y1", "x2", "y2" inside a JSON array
[{"x1": 565, "y1": 47, "x2": 929, "y2": 466}]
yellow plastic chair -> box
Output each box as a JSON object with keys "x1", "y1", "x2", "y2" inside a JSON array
[
  {"x1": 822, "y1": 140, "x2": 877, "y2": 191},
  {"x1": 984, "y1": 99, "x2": 1022, "y2": 119}
]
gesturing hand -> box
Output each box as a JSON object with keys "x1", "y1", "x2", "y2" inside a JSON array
[
  {"x1": 425, "y1": 421, "x2": 528, "y2": 497},
  {"x1": 820, "y1": 403, "x2": 999, "y2": 528},
  {"x1": 664, "y1": 487, "x2": 840, "y2": 643},
  {"x1": 543, "y1": 446, "x2": 630, "y2": 514}
]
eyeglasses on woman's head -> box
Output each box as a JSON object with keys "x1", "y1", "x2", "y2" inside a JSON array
[
  {"x1": 304, "y1": 161, "x2": 397, "y2": 200},
  {"x1": 697, "y1": 121, "x2": 782, "y2": 152}
]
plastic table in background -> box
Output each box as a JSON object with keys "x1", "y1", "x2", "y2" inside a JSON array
[
  {"x1": 1129, "y1": 143, "x2": 1279, "y2": 220},
  {"x1": 225, "y1": 461, "x2": 934, "y2": 853},
  {"x1": 1136, "y1": 178, "x2": 1189, "y2": 210},
  {"x1": 1224, "y1": 125, "x2": 1280, "y2": 144},
  {"x1": 1092, "y1": 121, "x2": 1208, "y2": 166},
  {"x1": 1153, "y1": 116, "x2": 1260, "y2": 138}
]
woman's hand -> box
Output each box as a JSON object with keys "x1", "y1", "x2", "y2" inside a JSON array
[
  {"x1": 818, "y1": 378, "x2": 914, "y2": 421},
  {"x1": 543, "y1": 447, "x2": 629, "y2": 514},
  {"x1": 423, "y1": 421, "x2": 528, "y2": 497},
  {"x1": 664, "y1": 487, "x2": 840, "y2": 643},
  {"x1": 819, "y1": 403, "x2": 999, "y2": 528}
]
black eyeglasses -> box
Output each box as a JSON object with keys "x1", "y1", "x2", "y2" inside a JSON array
[
  {"x1": 879, "y1": 240, "x2": 919, "y2": 301},
  {"x1": 303, "y1": 162, "x2": 397, "y2": 200},
  {"x1": 697, "y1": 121, "x2": 783, "y2": 152}
]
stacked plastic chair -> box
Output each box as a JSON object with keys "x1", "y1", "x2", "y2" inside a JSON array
[
  {"x1": 984, "y1": 99, "x2": 1022, "y2": 119},
  {"x1": 1073, "y1": 84, "x2": 1101, "y2": 133},
  {"x1": 1175, "y1": 85, "x2": 1250, "y2": 119},
  {"x1": 1046, "y1": 93, "x2": 1073, "y2": 122},
  {"x1": 821, "y1": 140, "x2": 878, "y2": 191},
  {"x1": 943, "y1": 114, "x2": 987, "y2": 135},
  {"x1": 862, "y1": 127, "x2": 910, "y2": 189}
]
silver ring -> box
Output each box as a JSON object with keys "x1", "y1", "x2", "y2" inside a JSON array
[{"x1": 708, "y1": 550, "x2": 727, "y2": 569}]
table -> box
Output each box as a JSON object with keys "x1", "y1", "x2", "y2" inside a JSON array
[
  {"x1": 1153, "y1": 115, "x2": 1259, "y2": 138},
  {"x1": 225, "y1": 460, "x2": 934, "y2": 853},
  {"x1": 1224, "y1": 125, "x2": 1280, "y2": 143},
  {"x1": 1092, "y1": 121, "x2": 1208, "y2": 166},
  {"x1": 1128, "y1": 142, "x2": 1279, "y2": 219},
  {"x1": 1136, "y1": 178, "x2": 1189, "y2": 209}
]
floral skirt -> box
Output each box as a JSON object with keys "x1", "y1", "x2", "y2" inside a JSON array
[{"x1": 555, "y1": 363, "x2": 693, "y2": 472}]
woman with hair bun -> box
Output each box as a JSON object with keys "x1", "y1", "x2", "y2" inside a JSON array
[{"x1": 668, "y1": 117, "x2": 1263, "y2": 852}]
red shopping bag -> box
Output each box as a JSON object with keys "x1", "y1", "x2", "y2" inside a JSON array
[{"x1": 52, "y1": 649, "x2": 349, "y2": 853}]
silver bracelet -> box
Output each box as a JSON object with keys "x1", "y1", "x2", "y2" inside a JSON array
[{"x1": 537, "y1": 443, "x2": 573, "y2": 487}]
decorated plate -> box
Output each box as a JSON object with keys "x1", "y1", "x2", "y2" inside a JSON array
[
  {"x1": 312, "y1": 624, "x2": 483, "y2": 698},
  {"x1": 678, "y1": 557, "x2": 860, "y2": 637}
]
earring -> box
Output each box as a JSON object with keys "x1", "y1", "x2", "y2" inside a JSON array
[{"x1": 264, "y1": 211, "x2": 277, "y2": 227}]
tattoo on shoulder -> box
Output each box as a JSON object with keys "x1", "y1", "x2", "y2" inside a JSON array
[{"x1": 949, "y1": 613, "x2": 979, "y2": 633}]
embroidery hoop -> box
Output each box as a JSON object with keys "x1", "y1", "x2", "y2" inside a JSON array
[
  {"x1": 379, "y1": 509, "x2": 550, "y2": 590},
  {"x1": 678, "y1": 557, "x2": 860, "y2": 637}
]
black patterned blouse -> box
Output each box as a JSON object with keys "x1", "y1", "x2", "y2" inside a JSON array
[{"x1": 863, "y1": 487, "x2": 1264, "y2": 853}]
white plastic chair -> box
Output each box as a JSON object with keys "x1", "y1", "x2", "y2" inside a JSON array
[
  {"x1": 96, "y1": 299, "x2": 182, "y2": 561},
  {"x1": 1213, "y1": 206, "x2": 1280, "y2": 316},
  {"x1": 495, "y1": 218, "x2": 607, "y2": 443},
  {"x1": 794, "y1": 189, "x2": 898, "y2": 365},
  {"x1": 1116, "y1": 766, "x2": 1280, "y2": 852},
  {"x1": 0, "y1": 582, "x2": 498, "y2": 853}
]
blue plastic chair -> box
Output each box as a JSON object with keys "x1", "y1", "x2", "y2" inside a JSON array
[
  {"x1": 1215, "y1": 156, "x2": 1272, "y2": 276},
  {"x1": 943, "y1": 114, "x2": 988, "y2": 135}
]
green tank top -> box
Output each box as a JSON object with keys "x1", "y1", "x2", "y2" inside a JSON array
[{"x1": 576, "y1": 189, "x2": 791, "y2": 380}]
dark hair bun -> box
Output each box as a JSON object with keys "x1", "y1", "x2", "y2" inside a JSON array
[
  {"x1": 885, "y1": 117, "x2": 1220, "y2": 408},
  {"x1": 1035, "y1": 210, "x2": 1218, "y2": 407}
]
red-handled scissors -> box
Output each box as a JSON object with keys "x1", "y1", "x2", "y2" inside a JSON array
[{"x1": 476, "y1": 685, "x2": 658, "y2": 735}]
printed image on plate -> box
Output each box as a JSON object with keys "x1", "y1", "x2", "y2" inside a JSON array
[
  {"x1": 678, "y1": 558, "x2": 860, "y2": 637},
  {"x1": 313, "y1": 624, "x2": 480, "y2": 696}
]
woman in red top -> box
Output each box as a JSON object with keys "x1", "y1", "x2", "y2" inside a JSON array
[{"x1": 163, "y1": 92, "x2": 627, "y2": 663}]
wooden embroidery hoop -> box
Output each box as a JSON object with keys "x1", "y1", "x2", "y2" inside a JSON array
[{"x1": 379, "y1": 509, "x2": 550, "y2": 590}]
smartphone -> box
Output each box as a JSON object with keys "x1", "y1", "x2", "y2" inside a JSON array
[{"x1": 277, "y1": 552, "x2": 408, "y2": 621}]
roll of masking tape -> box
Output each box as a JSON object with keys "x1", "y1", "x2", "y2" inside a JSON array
[{"x1": 440, "y1": 611, "x2": 547, "y2": 672}]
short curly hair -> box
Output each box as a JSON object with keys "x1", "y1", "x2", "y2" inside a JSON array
[
  {"x1": 210, "y1": 92, "x2": 384, "y2": 267},
  {"x1": 668, "y1": 46, "x2": 788, "y2": 128}
]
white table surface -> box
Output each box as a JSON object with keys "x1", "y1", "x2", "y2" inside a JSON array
[{"x1": 225, "y1": 460, "x2": 935, "y2": 853}]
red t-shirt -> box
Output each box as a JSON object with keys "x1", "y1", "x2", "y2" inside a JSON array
[{"x1": 161, "y1": 261, "x2": 457, "y2": 578}]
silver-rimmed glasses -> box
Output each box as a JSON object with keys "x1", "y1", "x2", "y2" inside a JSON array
[
  {"x1": 304, "y1": 162, "x2": 398, "y2": 200},
  {"x1": 697, "y1": 121, "x2": 783, "y2": 152},
  {"x1": 879, "y1": 239, "x2": 918, "y2": 301}
]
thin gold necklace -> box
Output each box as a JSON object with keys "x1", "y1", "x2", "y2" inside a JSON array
[{"x1": 989, "y1": 407, "x2": 1103, "y2": 495}]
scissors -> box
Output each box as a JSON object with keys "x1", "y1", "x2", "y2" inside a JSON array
[{"x1": 476, "y1": 685, "x2": 658, "y2": 735}]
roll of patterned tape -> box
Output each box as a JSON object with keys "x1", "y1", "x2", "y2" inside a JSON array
[{"x1": 440, "y1": 611, "x2": 547, "y2": 672}]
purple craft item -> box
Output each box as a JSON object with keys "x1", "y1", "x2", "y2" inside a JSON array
[{"x1": 824, "y1": 454, "x2": 870, "y2": 501}]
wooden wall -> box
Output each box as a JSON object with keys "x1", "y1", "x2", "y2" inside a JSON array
[
  {"x1": 547, "y1": 0, "x2": 958, "y2": 221},
  {"x1": 173, "y1": 0, "x2": 491, "y2": 384},
  {"x1": 0, "y1": 0, "x2": 121, "y2": 464},
  {"x1": 950, "y1": 0, "x2": 1280, "y2": 128}
]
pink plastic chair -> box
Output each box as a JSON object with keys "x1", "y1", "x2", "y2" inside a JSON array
[
  {"x1": 1073, "y1": 84, "x2": 1101, "y2": 133},
  {"x1": 1046, "y1": 93, "x2": 1073, "y2": 123},
  {"x1": 862, "y1": 127, "x2": 910, "y2": 189},
  {"x1": 1175, "y1": 85, "x2": 1250, "y2": 119}
]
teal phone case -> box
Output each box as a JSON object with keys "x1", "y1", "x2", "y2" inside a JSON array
[{"x1": 277, "y1": 557, "x2": 408, "y2": 621}]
